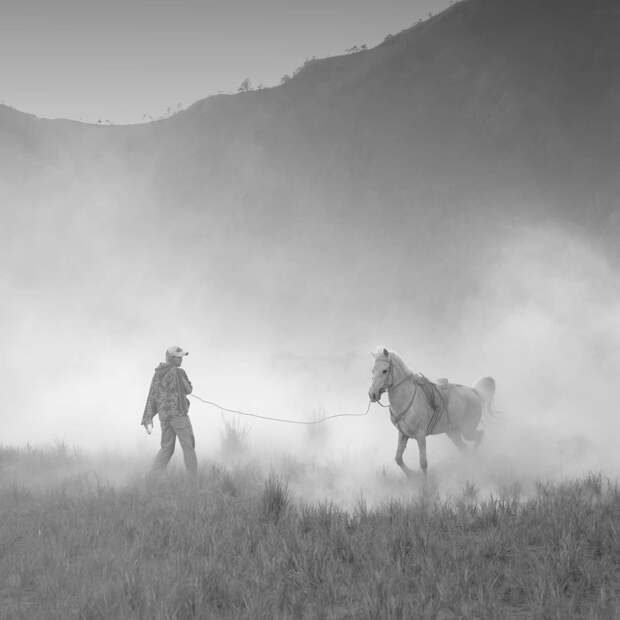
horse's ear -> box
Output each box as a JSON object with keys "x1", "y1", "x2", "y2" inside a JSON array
[
  {"x1": 371, "y1": 351, "x2": 377, "y2": 359},
  {"x1": 383, "y1": 347, "x2": 389, "y2": 357}
]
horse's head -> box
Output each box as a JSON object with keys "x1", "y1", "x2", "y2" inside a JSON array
[{"x1": 369, "y1": 348, "x2": 392, "y2": 402}]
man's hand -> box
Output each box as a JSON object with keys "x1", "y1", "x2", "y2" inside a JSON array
[{"x1": 144, "y1": 423, "x2": 153, "y2": 435}]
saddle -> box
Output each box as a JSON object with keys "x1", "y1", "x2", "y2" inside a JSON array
[{"x1": 413, "y1": 374, "x2": 450, "y2": 434}]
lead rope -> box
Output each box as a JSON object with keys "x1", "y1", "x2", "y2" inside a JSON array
[{"x1": 189, "y1": 393, "x2": 371, "y2": 425}]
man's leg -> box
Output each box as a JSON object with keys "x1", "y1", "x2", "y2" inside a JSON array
[
  {"x1": 170, "y1": 415, "x2": 198, "y2": 477},
  {"x1": 150, "y1": 418, "x2": 176, "y2": 475}
]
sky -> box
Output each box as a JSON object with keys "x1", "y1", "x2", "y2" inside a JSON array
[{"x1": 1, "y1": 0, "x2": 448, "y2": 124}]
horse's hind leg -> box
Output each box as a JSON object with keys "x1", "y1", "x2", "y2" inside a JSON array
[
  {"x1": 395, "y1": 432, "x2": 415, "y2": 478},
  {"x1": 447, "y1": 431, "x2": 467, "y2": 452}
]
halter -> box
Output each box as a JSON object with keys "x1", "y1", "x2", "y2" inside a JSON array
[
  {"x1": 378, "y1": 355, "x2": 413, "y2": 391},
  {"x1": 378, "y1": 356, "x2": 417, "y2": 425}
]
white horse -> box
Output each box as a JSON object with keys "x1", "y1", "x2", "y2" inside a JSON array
[{"x1": 368, "y1": 348, "x2": 495, "y2": 477}]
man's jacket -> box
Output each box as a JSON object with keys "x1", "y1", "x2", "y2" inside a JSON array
[{"x1": 142, "y1": 363, "x2": 193, "y2": 425}]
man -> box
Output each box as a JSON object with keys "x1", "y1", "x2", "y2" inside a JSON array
[{"x1": 142, "y1": 345, "x2": 197, "y2": 478}]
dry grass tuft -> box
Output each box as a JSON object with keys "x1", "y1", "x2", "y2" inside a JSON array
[
  {"x1": 261, "y1": 473, "x2": 290, "y2": 522},
  {"x1": 218, "y1": 414, "x2": 249, "y2": 462}
]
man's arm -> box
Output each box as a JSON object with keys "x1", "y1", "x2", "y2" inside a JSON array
[
  {"x1": 177, "y1": 368, "x2": 193, "y2": 395},
  {"x1": 141, "y1": 376, "x2": 158, "y2": 427}
]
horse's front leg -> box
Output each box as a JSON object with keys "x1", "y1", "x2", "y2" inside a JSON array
[
  {"x1": 395, "y1": 432, "x2": 415, "y2": 478},
  {"x1": 415, "y1": 433, "x2": 428, "y2": 475}
]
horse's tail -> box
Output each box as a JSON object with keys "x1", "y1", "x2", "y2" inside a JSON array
[{"x1": 474, "y1": 376, "x2": 496, "y2": 417}]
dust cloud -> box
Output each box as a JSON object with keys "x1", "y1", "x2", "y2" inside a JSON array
[
  {"x1": 204, "y1": 220, "x2": 620, "y2": 506},
  {"x1": 296, "y1": 221, "x2": 620, "y2": 505},
  {"x1": 3, "y1": 157, "x2": 620, "y2": 506}
]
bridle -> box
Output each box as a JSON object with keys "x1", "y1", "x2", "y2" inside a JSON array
[
  {"x1": 375, "y1": 356, "x2": 418, "y2": 424},
  {"x1": 376, "y1": 355, "x2": 414, "y2": 392}
]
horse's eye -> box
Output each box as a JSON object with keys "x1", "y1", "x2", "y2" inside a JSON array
[{"x1": 382, "y1": 369, "x2": 387, "y2": 374}]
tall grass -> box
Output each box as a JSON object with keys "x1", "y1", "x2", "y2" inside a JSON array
[
  {"x1": 262, "y1": 473, "x2": 290, "y2": 522},
  {"x1": 218, "y1": 414, "x2": 249, "y2": 463},
  {"x1": 1, "y1": 448, "x2": 620, "y2": 619}
]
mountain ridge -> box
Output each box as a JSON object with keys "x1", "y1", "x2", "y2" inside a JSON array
[{"x1": 3, "y1": 0, "x2": 620, "y2": 215}]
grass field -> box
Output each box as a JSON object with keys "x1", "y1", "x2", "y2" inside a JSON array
[{"x1": 1, "y1": 444, "x2": 620, "y2": 619}]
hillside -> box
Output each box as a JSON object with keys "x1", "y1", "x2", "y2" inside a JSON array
[
  {"x1": 5, "y1": 0, "x2": 620, "y2": 219},
  {"x1": 4, "y1": 0, "x2": 620, "y2": 215},
  {"x1": 117, "y1": 0, "x2": 620, "y2": 233}
]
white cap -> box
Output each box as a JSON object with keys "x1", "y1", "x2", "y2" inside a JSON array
[{"x1": 166, "y1": 345, "x2": 189, "y2": 358}]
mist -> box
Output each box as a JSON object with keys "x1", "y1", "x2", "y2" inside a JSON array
[
  {"x1": 4, "y1": 0, "x2": 620, "y2": 505},
  {"x1": 4, "y1": 151, "x2": 620, "y2": 505}
]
